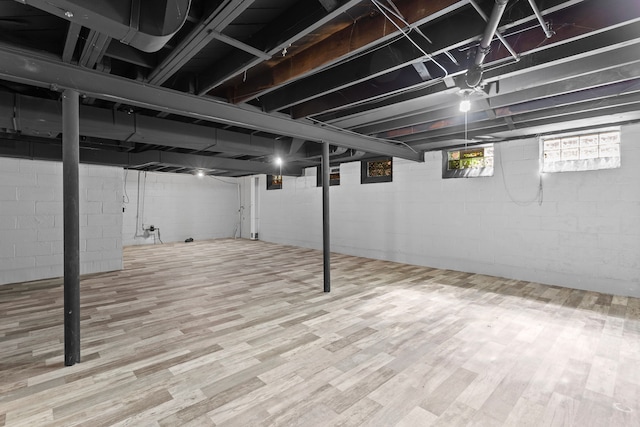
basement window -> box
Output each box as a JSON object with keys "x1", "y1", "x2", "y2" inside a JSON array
[
  {"x1": 317, "y1": 165, "x2": 340, "y2": 186},
  {"x1": 361, "y1": 157, "x2": 392, "y2": 184},
  {"x1": 442, "y1": 144, "x2": 494, "y2": 178},
  {"x1": 541, "y1": 127, "x2": 621, "y2": 173},
  {"x1": 266, "y1": 174, "x2": 282, "y2": 190}
]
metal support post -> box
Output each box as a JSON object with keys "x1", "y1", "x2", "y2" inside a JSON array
[
  {"x1": 63, "y1": 89, "x2": 81, "y2": 366},
  {"x1": 322, "y1": 142, "x2": 331, "y2": 293}
]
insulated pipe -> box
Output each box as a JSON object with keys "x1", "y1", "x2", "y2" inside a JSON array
[
  {"x1": 468, "y1": 0, "x2": 519, "y2": 62},
  {"x1": 322, "y1": 141, "x2": 331, "y2": 293},
  {"x1": 466, "y1": 0, "x2": 509, "y2": 87},
  {"x1": 474, "y1": 0, "x2": 509, "y2": 66},
  {"x1": 527, "y1": 0, "x2": 554, "y2": 38},
  {"x1": 62, "y1": 89, "x2": 81, "y2": 366}
]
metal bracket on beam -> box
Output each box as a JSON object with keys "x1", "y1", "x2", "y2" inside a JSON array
[
  {"x1": 120, "y1": 0, "x2": 141, "y2": 45},
  {"x1": 79, "y1": 30, "x2": 111, "y2": 69},
  {"x1": 62, "y1": 22, "x2": 81, "y2": 63},
  {"x1": 504, "y1": 116, "x2": 516, "y2": 130},
  {"x1": 211, "y1": 31, "x2": 271, "y2": 60},
  {"x1": 148, "y1": 0, "x2": 255, "y2": 85},
  {"x1": 196, "y1": 0, "x2": 364, "y2": 95},
  {"x1": 527, "y1": 0, "x2": 554, "y2": 39}
]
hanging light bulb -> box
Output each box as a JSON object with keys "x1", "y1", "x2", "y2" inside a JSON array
[{"x1": 459, "y1": 98, "x2": 471, "y2": 113}]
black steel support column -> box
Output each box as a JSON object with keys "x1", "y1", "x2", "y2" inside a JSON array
[
  {"x1": 322, "y1": 141, "x2": 331, "y2": 293},
  {"x1": 63, "y1": 89, "x2": 80, "y2": 366}
]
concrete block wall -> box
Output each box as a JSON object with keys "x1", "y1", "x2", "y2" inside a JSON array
[
  {"x1": 250, "y1": 122, "x2": 640, "y2": 297},
  {"x1": 240, "y1": 168, "x2": 323, "y2": 247},
  {"x1": 123, "y1": 171, "x2": 240, "y2": 246},
  {"x1": 0, "y1": 158, "x2": 123, "y2": 285}
]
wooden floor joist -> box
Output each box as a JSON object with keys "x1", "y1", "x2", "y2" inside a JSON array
[{"x1": 0, "y1": 239, "x2": 639, "y2": 426}]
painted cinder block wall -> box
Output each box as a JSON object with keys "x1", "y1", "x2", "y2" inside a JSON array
[
  {"x1": 0, "y1": 158, "x2": 123, "y2": 285},
  {"x1": 0, "y1": 163, "x2": 242, "y2": 285},
  {"x1": 122, "y1": 170, "x2": 241, "y2": 246},
  {"x1": 249, "y1": 122, "x2": 640, "y2": 297}
]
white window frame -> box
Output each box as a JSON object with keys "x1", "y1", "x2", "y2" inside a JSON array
[{"x1": 540, "y1": 127, "x2": 621, "y2": 173}]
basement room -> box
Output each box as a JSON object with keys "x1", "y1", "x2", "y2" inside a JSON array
[{"x1": 0, "y1": 0, "x2": 639, "y2": 425}]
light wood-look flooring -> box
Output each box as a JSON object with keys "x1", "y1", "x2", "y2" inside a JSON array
[{"x1": 1, "y1": 239, "x2": 639, "y2": 426}]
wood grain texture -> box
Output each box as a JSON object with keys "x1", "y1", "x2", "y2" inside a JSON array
[{"x1": 1, "y1": 238, "x2": 639, "y2": 426}]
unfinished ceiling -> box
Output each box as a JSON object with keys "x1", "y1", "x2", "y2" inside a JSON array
[{"x1": 0, "y1": 0, "x2": 638, "y2": 176}]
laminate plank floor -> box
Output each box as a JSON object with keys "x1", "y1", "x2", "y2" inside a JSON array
[{"x1": 1, "y1": 239, "x2": 639, "y2": 426}]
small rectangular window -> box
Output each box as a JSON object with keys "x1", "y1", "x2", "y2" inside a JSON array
[
  {"x1": 317, "y1": 165, "x2": 340, "y2": 186},
  {"x1": 266, "y1": 174, "x2": 282, "y2": 190},
  {"x1": 361, "y1": 157, "x2": 392, "y2": 184},
  {"x1": 442, "y1": 144, "x2": 494, "y2": 178},
  {"x1": 541, "y1": 128, "x2": 620, "y2": 173}
]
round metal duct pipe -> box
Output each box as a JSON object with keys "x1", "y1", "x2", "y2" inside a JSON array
[
  {"x1": 21, "y1": 0, "x2": 191, "y2": 53},
  {"x1": 466, "y1": 0, "x2": 509, "y2": 88}
]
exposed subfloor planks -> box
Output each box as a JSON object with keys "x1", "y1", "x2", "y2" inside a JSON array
[{"x1": 0, "y1": 238, "x2": 639, "y2": 426}]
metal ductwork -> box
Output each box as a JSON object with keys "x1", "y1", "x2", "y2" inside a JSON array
[
  {"x1": 466, "y1": 0, "x2": 509, "y2": 88},
  {"x1": 0, "y1": 92, "x2": 278, "y2": 156},
  {"x1": 0, "y1": 92, "x2": 380, "y2": 173},
  {"x1": 20, "y1": 0, "x2": 191, "y2": 53},
  {"x1": 0, "y1": 137, "x2": 297, "y2": 175}
]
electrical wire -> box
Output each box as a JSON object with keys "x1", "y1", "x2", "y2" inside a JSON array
[
  {"x1": 235, "y1": 0, "x2": 449, "y2": 103},
  {"x1": 464, "y1": 110, "x2": 468, "y2": 149},
  {"x1": 326, "y1": 32, "x2": 403, "y2": 71},
  {"x1": 134, "y1": 171, "x2": 147, "y2": 237},
  {"x1": 498, "y1": 143, "x2": 544, "y2": 206},
  {"x1": 208, "y1": 176, "x2": 237, "y2": 185},
  {"x1": 308, "y1": 116, "x2": 418, "y2": 154},
  {"x1": 315, "y1": 5, "x2": 523, "y2": 118},
  {"x1": 208, "y1": 176, "x2": 244, "y2": 238},
  {"x1": 123, "y1": 168, "x2": 130, "y2": 204},
  {"x1": 385, "y1": 0, "x2": 403, "y2": 19},
  {"x1": 308, "y1": 75, "x2": 443, "y2": 119},
  {"x1": 378, "y1": 0, "x2": 459, "y2": 66},
  {"x1": 140, "y1": 171, "x2": 147, "y2": 232},
  {"x1": 371, "y1": 0, "x2": 449, "y2": 79},
  {"x1": 234, "y1": 32, "x2": 408, "y2": 102},
  {"x1": 134, "y1": 171, "x2": 141, "y2": 237}
]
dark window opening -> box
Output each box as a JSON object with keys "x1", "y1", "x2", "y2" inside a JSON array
[
  {"x1": 361, "y1": 158, "x2": 392, "y2": 184},
  {"x1": 317, "y1": 165, "x2": 340, "y2": 186},
  {"x1": 442, "y1": 144, "x2": 494, "y2": 178},
  {"x1": 267, "y1": 174, "x2": 282, "y2": 190}
]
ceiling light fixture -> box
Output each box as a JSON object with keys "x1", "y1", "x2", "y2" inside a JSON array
[
  {"x1": 196, "y1": 170, "x2": 204, "y2": 177},
  {"x1": 459, "y1": 98, "x2": 471, "y2": 113}
]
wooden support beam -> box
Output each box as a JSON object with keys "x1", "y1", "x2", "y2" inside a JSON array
[{"x1": 225, "y1": 0, "x2": 466, "y2": 104}]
